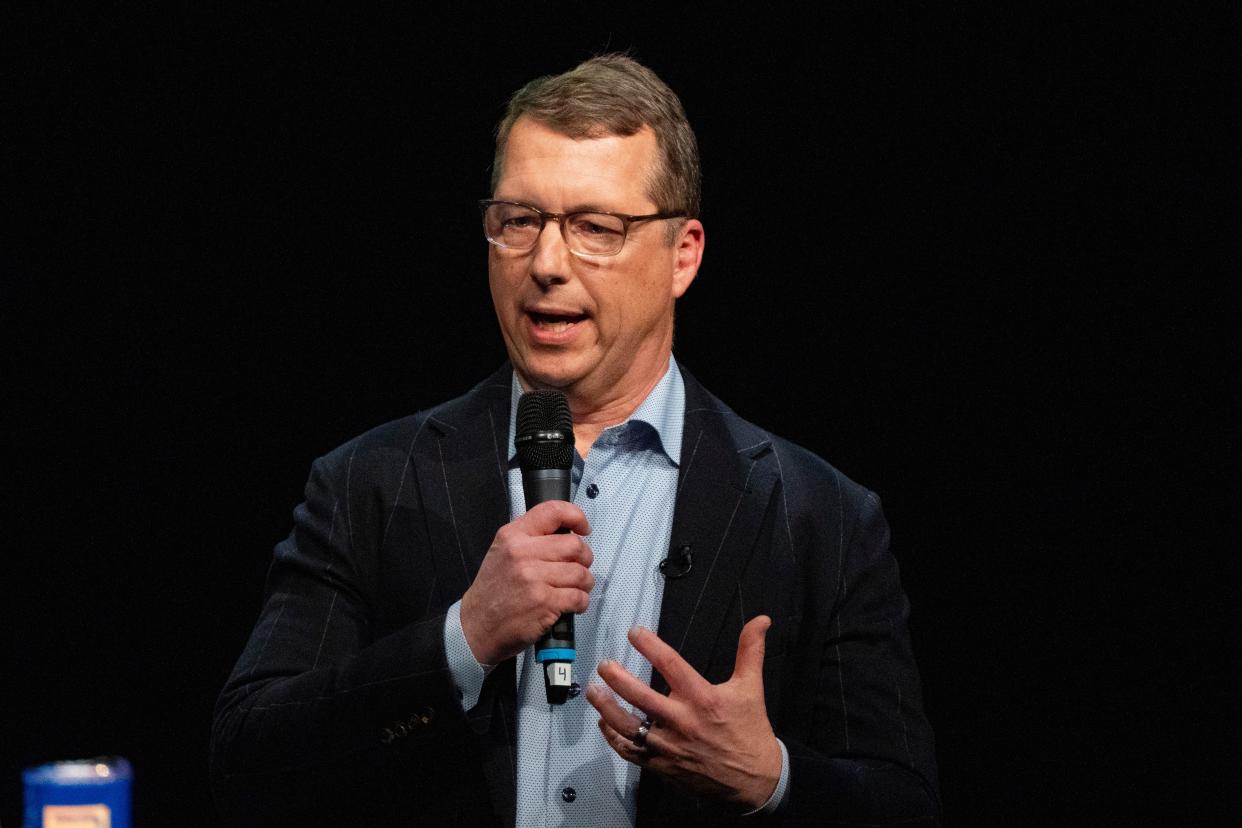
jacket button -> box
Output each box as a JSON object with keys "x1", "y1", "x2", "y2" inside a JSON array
[
  {"x1": 380, "y1": 728, "x2": 396, "y2": 745},
  {"x1": 561, "y1": 787, "x2": 576, "y2": 803}
]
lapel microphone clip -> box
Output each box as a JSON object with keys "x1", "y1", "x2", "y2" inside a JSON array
[{"x1": 659, "y1": 544, "x2": 693, "y2": 579}]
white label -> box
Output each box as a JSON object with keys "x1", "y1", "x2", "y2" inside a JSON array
[
  {"x1": 548, "y1": 662, "x2": 572, "y2": 686},
  {"x1": 43, "y1": 804, "x2": 111, "y2": 827}
]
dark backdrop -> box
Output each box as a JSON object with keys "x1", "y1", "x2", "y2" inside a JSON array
[{"x1": 6, "y1": 5, "x2": 1235, "y2": 824}]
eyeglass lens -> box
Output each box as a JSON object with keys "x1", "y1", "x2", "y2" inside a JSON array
[{"x1": 484, "y1": 203, "x2": 626, "y2": 255}]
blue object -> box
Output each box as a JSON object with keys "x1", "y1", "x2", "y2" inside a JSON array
[
  {"x1": 23, "y1": 757, "x2": 132, "y2": 828},
  {"x1": 534, "y1": 647, "x2": 576, "y2": 662}
]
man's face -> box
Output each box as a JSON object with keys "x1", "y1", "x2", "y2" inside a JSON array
[{"x1": 488, "y1": 117, "x2": 703, "y2": 403}]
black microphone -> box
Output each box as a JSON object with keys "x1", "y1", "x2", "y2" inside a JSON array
[
  {"x1": 659, "y1": 544, "x2": 693, "y2": 579},
  {"x1": 515, "y1": 389, "x2": 577, "y2": 705}
]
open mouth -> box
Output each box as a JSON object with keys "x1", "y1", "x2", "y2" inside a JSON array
[{"x1": 528, "y1": 310, "x2": 589, "y2": 332}]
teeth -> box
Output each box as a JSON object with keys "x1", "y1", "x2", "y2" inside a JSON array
[{"x1": 532, "y1": 314, "x2": 580, "y2": 332}]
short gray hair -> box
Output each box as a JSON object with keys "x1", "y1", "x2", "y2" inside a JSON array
[{"x1": 492, "y1": 54, "x2": 701, "y2": 241}]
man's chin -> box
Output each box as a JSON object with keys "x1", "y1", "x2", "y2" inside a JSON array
[{"x1": 512, "y1": 360, "x2": 586, "y2": 393}]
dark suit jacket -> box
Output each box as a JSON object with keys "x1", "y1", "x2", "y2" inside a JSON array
[{"x1": 211, "y1": 363, "x2": 939, "y2": 825}]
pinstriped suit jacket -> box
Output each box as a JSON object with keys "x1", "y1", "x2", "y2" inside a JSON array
[{"x1": 211, "y1": 363, "x2": 939, "y2": 825}]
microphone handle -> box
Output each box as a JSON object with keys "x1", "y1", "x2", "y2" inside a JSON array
[
  {"x1": 522, "y1": 468, "x2": 576, "y2": 704},
  {"x1": 521, "y1": 468, "x2": 572, "y2": 508}
]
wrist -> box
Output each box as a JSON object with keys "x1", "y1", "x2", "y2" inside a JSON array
[
  {"x1": 443, "y1": 601, "x2": 493, "y2": 711},
  {"x1": 458, "y1": 593, "x2": 496, "y2": 667},
  {"x1": 740, "y1": 739, "x2": 789, "y2": 814},
  {"x1": 743, "y1": 735, "x2": 784, "y2": 811}
]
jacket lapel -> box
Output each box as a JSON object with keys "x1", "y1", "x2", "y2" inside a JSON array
[
  {"x1": 638, "y1": 368, "x2": 777, "y2": 824},
  {"x1": 411, "y1": 366, "x2": 512, "y2": 603},
  {"x1": 409, "y1": 364, "x2": 517, "y2": 825},
  {"x1": 652, "y1": 367, "x2": 777, "y2": 692}
]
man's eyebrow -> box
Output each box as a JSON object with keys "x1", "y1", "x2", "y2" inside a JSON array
[
  {"x1": 493, "y1": 196, "x2": 619, "y2": 214},
  {"x1": 565, "y1": 203, "x2": 615, "y2": 214}
]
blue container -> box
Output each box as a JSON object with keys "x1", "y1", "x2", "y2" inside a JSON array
[{"x1": 23, "y1": 757, "x2": 132, "y2": 828}]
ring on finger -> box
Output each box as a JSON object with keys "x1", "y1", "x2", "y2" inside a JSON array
[{"x1": 631, "y1": 717, "x2": 653, "y2": 748}]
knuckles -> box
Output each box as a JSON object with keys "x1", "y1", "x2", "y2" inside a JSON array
[
  {"x1": 475, "y1": 513, "x2": 600, "y2": 656},
  {"x1": 494, "y1": 524, "x2": 519, "y2": 546},
  {"x1": 538, "y1": 607, "x2": 561, "y2": 629},
  {"x1": 513, "y1": 559, "x2": 539, "y2": 587}
]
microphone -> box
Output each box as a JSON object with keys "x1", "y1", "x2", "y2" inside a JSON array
[
  {"x1": 515, "y1": 389, "x2": 577, "y2": 705},
  {"x1": 659, "y1": 544, "x2": 693, "y2": 579}
]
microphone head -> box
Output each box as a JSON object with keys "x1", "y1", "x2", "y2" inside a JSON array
[{"x1": 516, "y1": 389, "x2": 575, "y2": 471}]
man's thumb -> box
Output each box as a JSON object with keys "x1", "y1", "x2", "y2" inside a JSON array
[{"x1": 732, "y1": 614, "x2": 772, "y2": 683}]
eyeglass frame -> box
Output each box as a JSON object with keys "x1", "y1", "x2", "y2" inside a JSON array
[{"x1": 479, "y1": 199, "x2": 688, "y2": 257}]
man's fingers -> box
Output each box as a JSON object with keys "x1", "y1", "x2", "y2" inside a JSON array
[
  {"x1": 732, "y1": 614, "x2": 771, "y2": 683},
  {"x1": 587, "y1": 684, "x2": 654, "y2": 767},
  {"x1": 551, "y1": 586, "x2": 591, "y2": 615},
  {"x1": 541, "y1": 560, "x2": 595, "y2": 592},
  {"x1": 596, "y1": 660, "x2": 678, "y2": 723},
  {"x1": 586, "y1": 684, "x2": 668, "y2": 767},
  {"x1": 534, "y1": 533, "x2": 594, "y2": 566},
  {"x1": 585, "y1": 684, "x2": 642, "y2": 737},
  {"x1": 517, "y1": 500, "x2": 591, "y2": 538},
  {"x1": 627, "y1": 626, "x2": 711, "y2": 697},
  {"x1": 596, "y1": 718, "x2": 650, "y2": 766}
]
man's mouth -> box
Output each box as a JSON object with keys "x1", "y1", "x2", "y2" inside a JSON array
[{"x1": 528, "y1": 310, "x2": 589, "y2": 332}]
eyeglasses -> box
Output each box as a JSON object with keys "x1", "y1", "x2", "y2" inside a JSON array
[{"x1": 479, "y1": 199, "x2": 687, "y2": 257}]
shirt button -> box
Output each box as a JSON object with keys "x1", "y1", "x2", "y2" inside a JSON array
[
  {"x1": 567, "y1": 682, "x2": 581, "y2": 699},
  {"x1": 561, "y1": 787, "x2": 576, "y2": 803},
  {"x1": 586, "y1": 483, "x2": 599, "y2": 499}
]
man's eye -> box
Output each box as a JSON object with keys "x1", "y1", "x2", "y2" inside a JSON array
[
  {"x1": 503, "y1": 215, "x2": 537, "y2": 228},
  {"x1": 570, "y1": 217, "x2": 621, "y2": 236}
]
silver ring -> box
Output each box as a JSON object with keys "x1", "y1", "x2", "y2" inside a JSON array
[{"x1": 632, "y1": 718, "x2": 652, "y2": 748}]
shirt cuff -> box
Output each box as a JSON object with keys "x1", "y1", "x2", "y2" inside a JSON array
[
  {"x1": 744, "y1": 738, "x2": 790, "y2": 816},
  {"x1": 442, "y1": 600, "x2": 494, "y2": 711}
]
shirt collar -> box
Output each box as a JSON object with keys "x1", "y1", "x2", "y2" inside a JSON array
[{"x1": 507, "y1": 356, "x2": 685, "y2": 466}]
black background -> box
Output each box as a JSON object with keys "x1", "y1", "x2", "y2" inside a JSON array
[{"x1": 6, "y1": 4, "x2": 1236, "y2": 824}]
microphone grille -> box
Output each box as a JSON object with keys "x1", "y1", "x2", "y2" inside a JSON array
[{"x1": 516, "y1": 390, "x2": 574, "y2": 470}]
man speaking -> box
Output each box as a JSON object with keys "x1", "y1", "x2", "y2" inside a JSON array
[{"x1": 211, "y1": 54, "x2": 939, "y2": 825}]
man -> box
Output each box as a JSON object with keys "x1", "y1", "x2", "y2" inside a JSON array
[{"x1": 212, "y1": 54, "x2": 938, "y2": 825}]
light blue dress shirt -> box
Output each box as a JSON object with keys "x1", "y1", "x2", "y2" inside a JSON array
[{"x1": 443, "y1": 357, "x2": 788, "y2": 825}]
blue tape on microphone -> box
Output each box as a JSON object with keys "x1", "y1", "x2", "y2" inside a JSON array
[
  {"x1": 534, "y1": 647, "x2": 577, "y2": 662},
  {"x1": 23, "y1": 756, "x2": 132, "y2": 828}
]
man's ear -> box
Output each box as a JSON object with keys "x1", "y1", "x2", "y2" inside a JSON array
[{"x1": 671, "y1": 219, "x2": 705, "y2": 299}]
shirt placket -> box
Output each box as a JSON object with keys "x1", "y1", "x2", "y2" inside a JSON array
[{"x1": 547, "y1": 428, "x2": 622, "y2": 823}]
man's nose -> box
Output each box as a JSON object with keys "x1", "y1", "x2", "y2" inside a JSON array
[{"x1": 529, "y1": 217, "x2": 573, "y2": 287}]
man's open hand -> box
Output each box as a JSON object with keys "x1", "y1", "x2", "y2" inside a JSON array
[
  {"x1": 586, "y1": 615, "x2": 782, "y2": 811},
  {"x1": 460, "y1": 501, "x2": 593, "y2": 666}
]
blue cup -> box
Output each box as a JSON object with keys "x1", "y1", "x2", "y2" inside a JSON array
[{"x1": 22, "y1": 757, "x2": 132, "y2": 828}]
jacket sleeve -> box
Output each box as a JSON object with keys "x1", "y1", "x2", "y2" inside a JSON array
[
  {"x1": 775, "y1": 487, "x2": 940, "y2": 826},
  {"x1": 209, "y1": 442, "x2": 478, "y2": 824}
]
